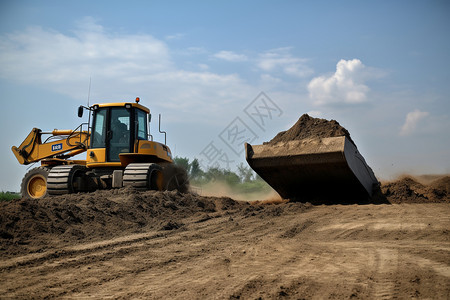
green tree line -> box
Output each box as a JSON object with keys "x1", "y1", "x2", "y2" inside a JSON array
[
  {"x1": 0, "y1": 191, "x2": 21, "y2": 201},
  {"x1": 173, "y1": 157, "x2": 271, "y2": 194}
]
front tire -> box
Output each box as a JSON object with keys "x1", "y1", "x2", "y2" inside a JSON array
[{"x1": 21, "y1": 167, "x2": 50, "y2": 199}]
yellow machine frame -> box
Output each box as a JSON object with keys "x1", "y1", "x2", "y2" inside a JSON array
[
  {"x1": 12, "y1": 98, "x2": 186, "y2": 200},
  {"x1": 12, "y1": 101, "x2": 173, "y2": 168}
]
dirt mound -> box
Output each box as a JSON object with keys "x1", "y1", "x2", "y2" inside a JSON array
[
  {"x1": 265, "y1": 114, "x2": 355, "y2": 146},
  {"x1": 0, "y1": 188, "x2": 312, "y2": 257},
  {"x1": 429, "y1": 176, "x2": 450, "y2": 193},
  {"x1": 381, "y1": 176, "x2": 449, "y2": 204},
  {"x1": 2, "y1": 174, "x2": 448, "y2": 258},
  {"x1": 0, "y1": 188, "x2": 247, "y2": 255}
]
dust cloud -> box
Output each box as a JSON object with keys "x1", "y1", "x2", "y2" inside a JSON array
[{"x1": 191, "y1": 181, "x2": 281, "y2": 202}]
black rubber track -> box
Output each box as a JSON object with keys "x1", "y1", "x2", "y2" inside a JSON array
[
  {"x1": 47, "y1": 165, "x2": 86, "y2": 195},
  {"x1": 123, "y1": 163, "x2": 163, "y2": 190}
]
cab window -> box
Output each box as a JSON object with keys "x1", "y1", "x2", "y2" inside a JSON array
[
  {"x1": 109, "y1": 107, "x2": 131, "y2": 161},
  {"x1": 136, "y1": 109, "x2": 148, "y2": 140},
  {"x1": 91, "y1": 108, "x2": 107, "y2": 148}
]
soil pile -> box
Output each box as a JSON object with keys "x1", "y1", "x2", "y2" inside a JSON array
[
  {"x1": 0, "y1": 188, "x2": 310, "y2": 256},
  {"x1": 1, "y1": 174, "x2": 448, "y2": 257},
  {"x1": 381, "y1": 176, "x2": 449, "y2": 204},
  {"x1": 0, "y1": 188, "x2": 242, "y2": 255},
  {"x1": 429, "y1": 175, "x2": 450, "y2": 193},
  {"x1": 265, "y1": 114, "x2": 355, "y2": 146}
]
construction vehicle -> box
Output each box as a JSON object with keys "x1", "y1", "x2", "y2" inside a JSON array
[
  {"x1": 245, "y1": 136, "x2": 379, "y2": 202},
  {"x1": 12, "y1": 98, "x2": 188, "y2": 199}
]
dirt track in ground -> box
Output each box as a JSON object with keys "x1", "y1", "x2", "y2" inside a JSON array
[{"x1": 1, "y1": 186, "x2": 449, "y2": 299}]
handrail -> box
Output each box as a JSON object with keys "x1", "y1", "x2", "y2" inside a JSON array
[{"x1": 158, "y1": 114, "x2": 167, "y2": 145}]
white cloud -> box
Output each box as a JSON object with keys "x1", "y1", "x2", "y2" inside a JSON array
[
  {"x1": 400, "y1": 109, "x2": 429, "y2": 136},
  {"x1": 0, "y1": 17, "x2": 258, "y2": 119},
  {"x1": 308, "y1": 59, "x2": 370, "y2": 105},
  {"x1": 0, "y1": 17, "x2": 172, "y2": 86},
  {"x1": 257, "y1": 47, "x2": 312, "y2": 78},
  {"x1": 213, "y1": 50, "x2": 248, "y2": 62}
]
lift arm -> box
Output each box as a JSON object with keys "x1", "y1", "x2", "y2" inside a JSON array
[{"x1": 12, "y1": 127, "x2": 90, "y2": 165}]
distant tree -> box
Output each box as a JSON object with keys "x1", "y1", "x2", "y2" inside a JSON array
[
  {"x1": 202, "y1": 167, "x2": 241, "y2": 186},
  {"x1": 237, "y1": 163, "x2": 254, "y2": 182},
  {"x1": 224, "y1": 170, "x2": 240, "y2": 186},
  {"x1": 204, "y1": 167, "x2": 222, "y2": 181},
  {"x1": 173, "y1": 156, "x2": 191, "y2": 174},
  {"x1": 189, "y1": 158, "x2": 203, "y2": 179},
  {"x1": 172, "y1": 157, "x2": 268, "y2": 192}
]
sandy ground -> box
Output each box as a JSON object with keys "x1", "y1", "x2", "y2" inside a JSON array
[
  {"x1": 1, "y1": 197, "x2": 449, "y2": 299},
  {"x1": 4, "y1": 112, "x2": 448, "y2": 299}
]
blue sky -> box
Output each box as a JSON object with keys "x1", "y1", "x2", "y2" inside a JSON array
[{"x1": 1, "y1": 0, "x2": 449, "y2": 192}]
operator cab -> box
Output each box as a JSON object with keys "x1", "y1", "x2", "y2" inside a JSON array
[{"x1": 90, "y1": 101, "x2": 149, "y2": 162}]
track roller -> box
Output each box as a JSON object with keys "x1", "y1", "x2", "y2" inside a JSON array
[
  {"x1": 47, "y1": 164, "x2": 87, "y2": 195},
  {"x1": 123, "y1": 163, "x2": 164, "y2": 190}
]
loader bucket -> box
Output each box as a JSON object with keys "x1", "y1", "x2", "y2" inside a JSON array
[{"x1": 245, "y1": 136, "x2": 378, "y2": 203}]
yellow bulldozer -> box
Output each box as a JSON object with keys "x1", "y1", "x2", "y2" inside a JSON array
[{"x1": 12, "y1": 98, "x2": 188, "y2": 199}]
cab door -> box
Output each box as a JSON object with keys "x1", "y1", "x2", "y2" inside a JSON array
[
  {"x1": 89, "y1": 107, "x2": 108, "y2": 163},
  {"x1": 90, "y1": 106, "x2": 132, "y2": 163},
  {"x1": 109, "y1": 107, "x2": 132, "y2": 162}
]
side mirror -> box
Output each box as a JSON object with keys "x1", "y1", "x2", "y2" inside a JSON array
[
  {"x1": 78, "y1": 106, "x2": 84, "y2": 118},
  {"x1": 149, "y1": 113, "x2": 152, "y2": 123}
]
